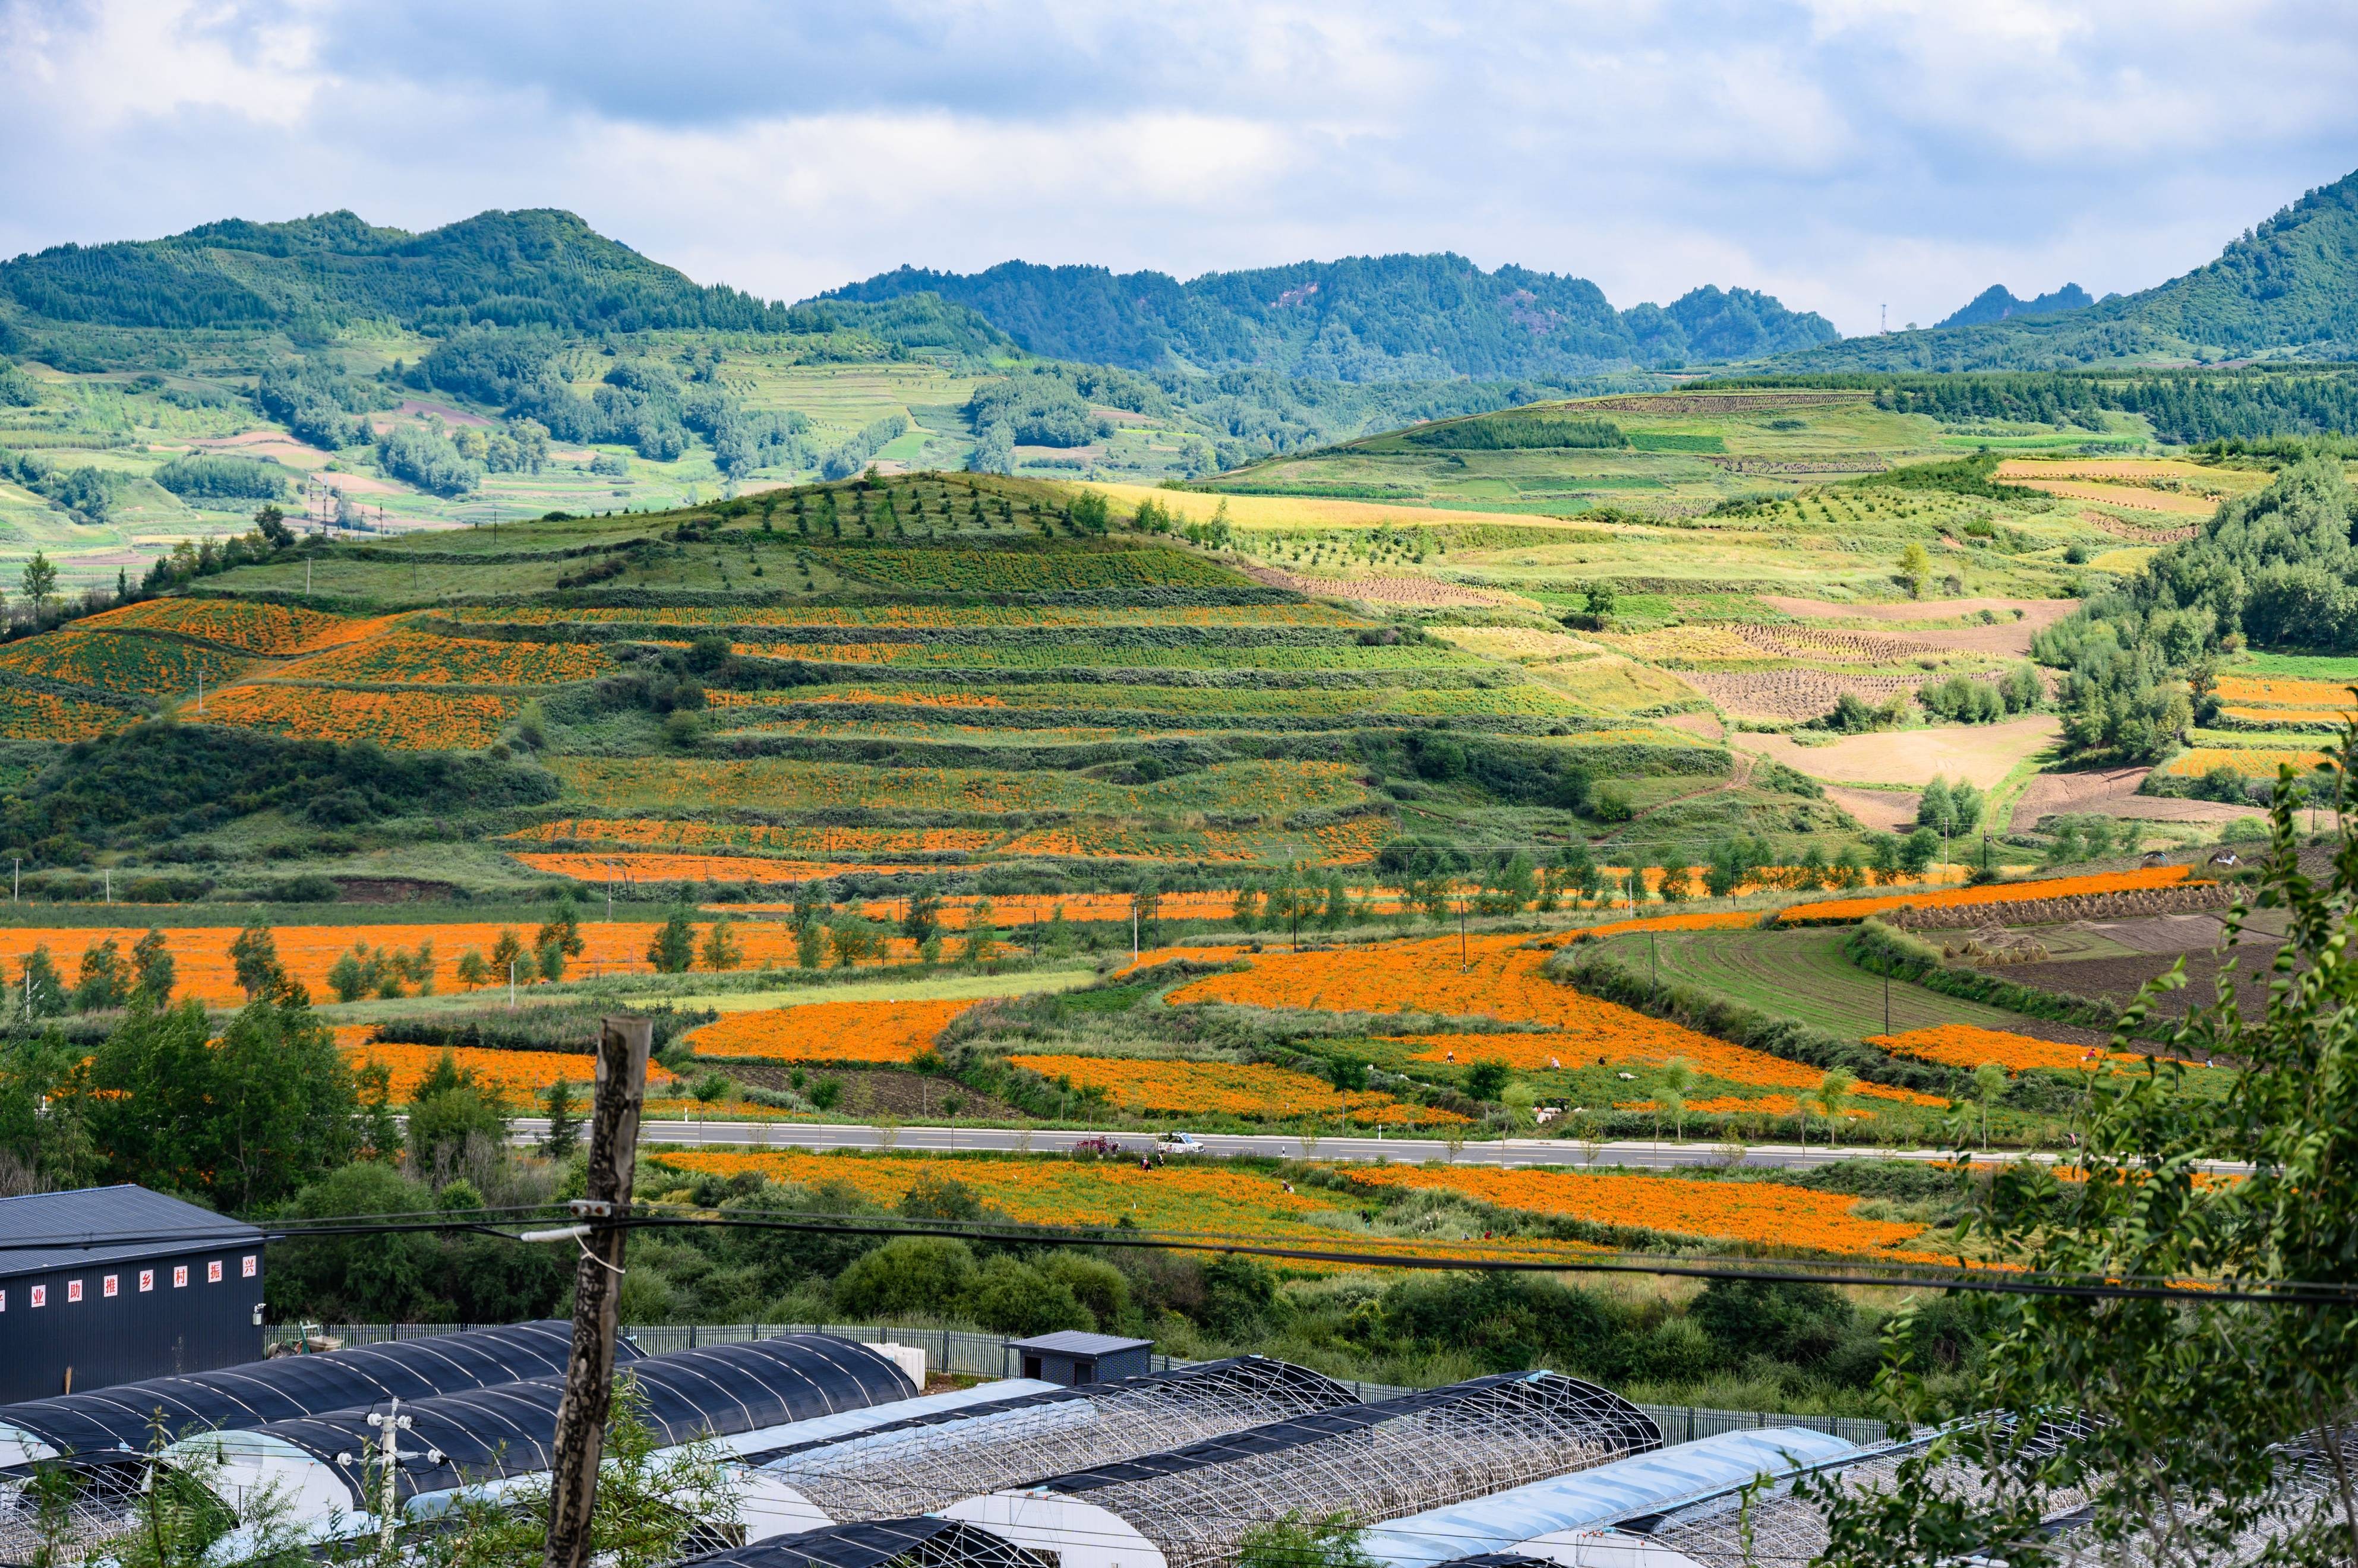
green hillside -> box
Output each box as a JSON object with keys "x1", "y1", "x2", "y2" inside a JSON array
[
  {"x1": 1782, "y1": 167, "x2": 2358, "y2": 371},
  {"x1": 824, "y1": 257, "x2": 1839, "y2": 378}
]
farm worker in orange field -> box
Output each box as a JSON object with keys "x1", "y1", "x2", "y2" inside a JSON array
[{"x1": 1549, "y1": 1055, "x2": 1561, "y2": 1069}]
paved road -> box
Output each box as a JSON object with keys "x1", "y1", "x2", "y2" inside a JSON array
[{"x1": 510, "y1": 1118, "x2": 2249, "y2": 1174}]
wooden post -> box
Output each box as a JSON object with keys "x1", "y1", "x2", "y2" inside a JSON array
[{"x1": 542, "y1": 1016, "x2": 651, "y2": 1568}]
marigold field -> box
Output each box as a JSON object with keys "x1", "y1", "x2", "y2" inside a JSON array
[
  {"x1": 0, "y1": 921, "x2": 808, "y2": 1006},
  {"x1": 1339, "y1": 1164, "x2": 1946, "y2": 1262},
  {"x1": 1005, "y1": 1054, "x2": 1466, "y2": 1124},
  {"x1": 0, "y1": 629, "x2": 250, "y2": 697},
  {"x1": 282, "y1": 630, "x2": 613, "y2": 686},
  {"x1": 655, "y1": 1149, "x2": 1949, "y2": 1263},
  {"x1": 512, "y1": 852, "x2": 924, "y2": 884},
  {"x1": 0, "y1": 684, "x2": 131, "y2": 740},
  {"x1": 1870, "y1": 1023, "x2": 2141, "y2": 1074},
  {"x1": 1392, "y1": 1031, "x2": 1946, "y2": 1107},
  {"x1": 203, "y1": 685, "x2": 520, "y2": 748},
  {"x1": 683, "y1": 1000, "x2": 974, "y2": 1064},
  {"x1": 81, "y1": 599, "x2": 382, "y2": 656},
  {"x1": 344, "y1": 1039, "x2": 679, "y2": 1101},
  {"x1": 1776, "y1": 865, "x2": 2199, "y2": 924}
]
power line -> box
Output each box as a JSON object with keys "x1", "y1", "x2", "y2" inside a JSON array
[{"x1": 13, "y1": 1206, "x2": 2337, "y2": 1308}]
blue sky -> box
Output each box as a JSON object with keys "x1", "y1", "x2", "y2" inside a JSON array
[{"x1": 3, "y1": 0, "x2": 2354, "y2": 336}]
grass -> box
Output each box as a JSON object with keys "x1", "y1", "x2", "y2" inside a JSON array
[{"x1": 1590, "y1": 925, "x2": 2042, "y2": 1039}]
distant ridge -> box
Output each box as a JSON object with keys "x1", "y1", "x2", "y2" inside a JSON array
[
  {"x1": 1936, "y1": 283, "x2": 2098, "y2": 330},
  {"x1": 1780, "y1": 165, "x2": 2358, "y2": 371},
  {"x1": 821, "y1": 256, "x2": 1841, "y2": 382}
]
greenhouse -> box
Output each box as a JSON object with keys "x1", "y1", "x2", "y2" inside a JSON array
[
  {"x1": 691, "y1": 1516, "x2": 1055, "y2": 1568},
  {"x1": 759, "y1": 1355, "x2": 1357, "y2": 1526},
  {"x1": 173, "y1": 1332, "x2": 919, "y2": 1541},
  {"x1": 1356, "y1": 1426, "x2": 1861, "y2": 1567},
  {"x1": 0, "y1": 1320, "x2": 584, "y2": 1469},
  {"x1": 1602, "y1": 1425, "x2": 2352, "y2": 1568},
  {"x1": 939, "y1": 1371, "x2": 1662, "y2": 1568}
]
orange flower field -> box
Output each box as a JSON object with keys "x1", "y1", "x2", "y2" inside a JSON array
[
  {"x1": 343, "y1": 1039, "x2": 678, "y2": 1101},
  {"x1": 81, "y1": 599, "x2": 384, "y2": 656},
  {"x1": 202, "y1": 685, "x2": 520, "y2": 748},
  {"x1": 513, "y1": 852, "x2": 925, "y2": 884},
  {"x1": 659, "y1": 1150, "x2": 1355, "y2": 1241},
  {"x1": 1005, "y1": 1054, "x2": 1467, "y2": 1125},
  {"x1": 1564, "y1": 911, "x2": 1762, "y2": 942},
  {"x1": 1776, "y1": 865, "x2": 2199, "y2": 925},
  {"x1": 1393, "y1": 1032, "x2": 1946, "y2": 1107},
  {"x1": 1340, "y1": 1164, "x2": 1946, "y2": 1262},
  {"x1": 509, "y1": 819, "x2": 1008, "y2": 854},
  {"x1": 655, "y1": 1150, "x2": 1949, "y2": 1264},
  {"x1": 683, "y1": 1000, "x2": 974, "y2": 1064},
  {"x1": 1870, "y1": 1023, "x2": 2142, "y2": 1074},
  {"x1": 0, "y1": 685, "x2": 131, "y2": 741},
  {"x1": 0, "y1": 921, "x2": 811, "y2": 1006},
  {"x1": 282, "y1": 630, "x2": 613, "y2": 686},
  {"x1": 1159, "y1": 936, "x2": 1945, "y2": 1112}
]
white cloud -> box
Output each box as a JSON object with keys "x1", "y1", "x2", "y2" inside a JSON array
[{"x1": 2, "y1": 0, "x2": 2354, "y2": 337}]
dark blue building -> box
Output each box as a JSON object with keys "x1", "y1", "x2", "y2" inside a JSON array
[{"x1": 0, "y1": 1184, "x2": 264, "y2": 1402}]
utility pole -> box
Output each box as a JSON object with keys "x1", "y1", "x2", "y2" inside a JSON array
[
  {"x1": 542, "y1": 1016, "x2": 651, "y2": 1568},
  {"x1": 196, "y1": 669, "x2": 204, "y2": 716},
  {"x1": 367, "y1": 1398, "x2": 412, "y2": 1557},
  {"x1": 509, "y1": 960, "x2": 517, "y2": 1010},
  {"x1": 1650, "y1": 930, "x2": 1658, "y2": 991},
  {"x1": 1883, "y1": 957, "x2": 1892, "y2": 1035}
]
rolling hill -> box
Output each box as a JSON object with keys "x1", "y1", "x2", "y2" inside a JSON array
[
  {"x1": 1785, "y1": 166, "x2": 2358, "y2": 371},
  {"x1": 0, "y1": 208, "x2": 1014, "y2": 352},
  {"x1": 822, "y1": 257, "x2": 1841, "y2": 380}
]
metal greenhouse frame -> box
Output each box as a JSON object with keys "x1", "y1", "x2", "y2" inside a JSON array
[
  {"x1": 1621, "y1": 1425, "x2": 2348, "y2": 1568},
  {"x1": 969, "y1": 1371, "x2": 1662, "y2": 1568},
  {"x1": 763, "y1": 1355, "x2": 1358, "y2": 1524}
]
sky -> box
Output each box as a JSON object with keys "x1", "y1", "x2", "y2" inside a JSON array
[{"x1": 3, "y1": 0, "x2": 2356, "y2": 337}]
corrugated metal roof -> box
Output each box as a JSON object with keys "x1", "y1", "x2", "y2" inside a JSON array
[
  {"x1": 1359, "y1": 1428, "x2": 1863, "y2": 1568},
  {"x1": 1003, "y1": 1332, "x2": 1153, "y2": 1357},
  {"x1": 0, "y1": 1185, "x2": 260, "y2": 1281}
]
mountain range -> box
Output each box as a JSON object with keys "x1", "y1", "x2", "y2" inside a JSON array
[
  {"x1": 822, "y1": 257, "x2": 1840, "y2": 380},
  {"x1": 5, "y1": 163, "x2": 2356, "y2": 383}
]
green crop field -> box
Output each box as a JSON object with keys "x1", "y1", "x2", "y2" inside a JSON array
[{"x1": 1590, "y1": 925, "x2": 2044, "y2": 1039}]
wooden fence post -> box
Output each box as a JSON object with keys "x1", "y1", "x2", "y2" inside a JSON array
[{"x1": 542, "y1": 1016, "x2": 651, "y2": 1568}]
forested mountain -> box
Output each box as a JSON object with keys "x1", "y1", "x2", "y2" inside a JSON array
[
  {"x1": 1784, "y1": 166, "x2": 2358, "y2": 371},
  {"x1": 0, "y1": 208, "x2": 1013, "y2": 348},
  {"x1": 822, "y1": 255, "x2": 1841, "y2": 380},
  {"x1": 1936, "y1": 283, "x2": 2098, "y2": 329}
]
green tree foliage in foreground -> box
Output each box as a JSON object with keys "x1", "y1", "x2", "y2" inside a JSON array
[{"x1": 1817, "y1": 754, "x2": 2358, "y2": 1564}]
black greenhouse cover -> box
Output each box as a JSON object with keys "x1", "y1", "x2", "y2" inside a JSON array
[
  {"x1": 256, "y1": 1333, "x2": 916, "y2": 1503},
  {"x1": 0, "y1": 1322, "x2": 594, "y2": 1458},
  {"x1": 681, "y1": 1516, "x2": 1052, "y2": 1568}
]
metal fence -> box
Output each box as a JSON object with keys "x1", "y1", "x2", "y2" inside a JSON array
[{"x1": 263, "y1": 1323, "x2": 1892, "y2": 1446}]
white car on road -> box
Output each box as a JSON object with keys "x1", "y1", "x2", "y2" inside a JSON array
[{"x1": 1156, "y1": 1131, "x2": 1205, "y2": 1153}]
